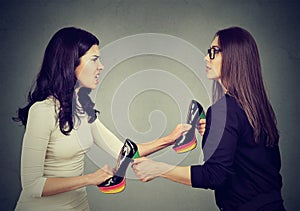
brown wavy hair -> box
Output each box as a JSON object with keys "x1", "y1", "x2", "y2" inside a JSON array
[
  {"x1": 13, "y1": 27, "x2": 99, "y2": 135},
  {"x1": 213, "y1": 27, "x2": 279, "y2": 147}
]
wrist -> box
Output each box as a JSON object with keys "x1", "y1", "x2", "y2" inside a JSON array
[
  {"x1": 163, "y1": 135, "x2": 176, "y2": 146},
  {"x1": 84, "y1": 174, "x2": 93, "y2": 186},
  {"x1": 159, "y1": 162, "x2": 175, "y2": 178}
]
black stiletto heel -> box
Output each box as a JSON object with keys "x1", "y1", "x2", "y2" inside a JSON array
[
  {"x1": 98, "y1": 139, "x2": 140, "y2": 193},
  {"x1": 173, "y1": 100, "x2": 205, "y2": 153}
]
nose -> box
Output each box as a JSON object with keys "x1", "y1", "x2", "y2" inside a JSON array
[
  {"x1": 204, "y1": 54, "x2": 210, "y2": 62},
  {"x1": 97, "y1": 61, "x2": 104, "y2": 70}
]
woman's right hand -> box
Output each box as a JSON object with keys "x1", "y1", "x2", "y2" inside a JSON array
[
  {"x1": 167, "y1": 124, "x2": 192, "y2": 145},
  {"x1": 87, "y1": 165, "x2": 114, "y2": 186}
]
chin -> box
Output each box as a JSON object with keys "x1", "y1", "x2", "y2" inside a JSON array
[
  {"x1": 80, "y1": 85, "x2": 97, "y2": 90},
  {"x1": 206, "y1": 74, "x2": 214, "y2": 80},
  {"x1": 206, "y1": 73, "x2": 218, "y2": 80},
  {"x1": 89, "y1": 85, "x2": 97, "y2": 90}
]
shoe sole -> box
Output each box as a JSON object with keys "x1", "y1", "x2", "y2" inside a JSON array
[
  {"x1": 173, "y1": 135, "x2": 197, "y2": 153},
  {"x1": 98, "y1": 150, "x2": 140, "y2": 194},
  {"x1": 98, "y1": 178, "x2": 126, "y2": 194}
]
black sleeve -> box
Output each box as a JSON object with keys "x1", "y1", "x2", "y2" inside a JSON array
[{"x1": 191, "y1": 97, "x2": 240, "y2": 189}]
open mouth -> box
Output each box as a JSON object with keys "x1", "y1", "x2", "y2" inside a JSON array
[{"x1": 95, "y1": 74, "x2": 100, "y2": 80}]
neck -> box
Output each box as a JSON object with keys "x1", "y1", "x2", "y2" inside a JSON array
[{"x1": 218, "y1": 79, "x2": 228, "y2": 94}]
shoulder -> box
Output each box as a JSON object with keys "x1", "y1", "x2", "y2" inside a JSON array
[
  {"x1": 25, "y1": 98, "x2": 58, "y2": 139},
  {"x1": 29, "y1": 98, "x2": 56, "y2": 113},
  {"x1": 28, "y1": 97, "x2": 58, "y2": 125},
  {"x1": 207, "y1": 94, "x2": 248, "y2": 130},
  {"x1": 224, "y1": 94, "x2": 248, "y2": 122},
  {"x1": 209, "y1": 94, "x2": 244, "y2": 115}
]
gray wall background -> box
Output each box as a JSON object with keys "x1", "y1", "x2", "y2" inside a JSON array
[{"x1": 1, "y1": 0, "x2": 299, "y2": 210}]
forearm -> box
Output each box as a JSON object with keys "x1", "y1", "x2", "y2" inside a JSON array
[
  {"x1": 42, "y1": 165, "x2": 113, "y2": 197},
  {"x1": 42, "y1": 174, "x2": 91, "y2": 196},
  {"x1": 160, "y1": 164, "x2": 192, "y2": 186},
  {"x1": 136, "y1": 124, "x2": 192, "y2": 157},
  {"x1": 137, "y1": 135, "x2": 173, "y2": 157},
  {"x1": 133, "y1": 157, "x2": 192, "y2": 186}
]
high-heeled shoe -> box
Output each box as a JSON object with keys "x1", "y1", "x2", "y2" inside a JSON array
[
  {"x1": 98, "y1": 138, "x2": 140, "y2": 194},
  {"x1": 173, "y1": 100, "x2": 205, "y2": 153}
]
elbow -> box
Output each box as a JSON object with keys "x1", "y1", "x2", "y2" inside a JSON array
[
  {"x1": 22, "y1": 177, "x2": 47, "y2": 198},
  {"x1": 205, "y1": 171, "x2": 230, "y2": 190},
  {"x1": 191, "y1": 164, "x2": 234, "y2": 190}
]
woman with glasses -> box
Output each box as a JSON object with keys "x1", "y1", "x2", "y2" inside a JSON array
[{"x1": 133, "y1": 27, "x2": 285, "y2": 211}]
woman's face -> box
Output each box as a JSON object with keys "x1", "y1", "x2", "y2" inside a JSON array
[
  {"x1": 75, "y1": 45, "x2": 104, "y2": 89},
  {"x1": 205, "y1": 36, "x2": 222, "y2": 81}
]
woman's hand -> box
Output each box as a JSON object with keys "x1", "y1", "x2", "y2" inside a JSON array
[
  {"x1": 167, "y1": 124, "x2": 192, "y2": 145},
  {"x1": 135, "y1": 124, "x2": 191, "y2": 157},
  {"x1": 43, "y1": 165, "x2": 114, "y2": 196},
  {"x1": 87, "y1": 165, "x2": 114, "y2": 186},
  {"x1": 196, "y1": 119, "x2": 206, "y2": 136},
  {"x1": 132, "y1": 157, "x2": 173, "y2": 182}
]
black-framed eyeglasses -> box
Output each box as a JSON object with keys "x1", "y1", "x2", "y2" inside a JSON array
[{"x1": 208, "y1": 46, "x2": 222, "y2": 60}]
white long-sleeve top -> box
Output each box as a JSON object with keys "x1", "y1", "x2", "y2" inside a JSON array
[{"x1": 15, "y1": 97, "x2": 123, "y2": 211}]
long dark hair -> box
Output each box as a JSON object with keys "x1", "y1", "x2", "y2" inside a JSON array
[
  {"x1": 213, "y1": 26, "x2": 279, "y2": 147},
  {"x1": 13, "y1": 27, "x2": 99, "y2": 135}
]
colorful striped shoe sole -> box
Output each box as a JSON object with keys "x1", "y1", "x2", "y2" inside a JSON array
[
  {"x1": 98, "y1": 178, "x2": 126, "y2": 194},
  {"x1": 173, "y1": 136, "x2": 197, "y2": 154}
]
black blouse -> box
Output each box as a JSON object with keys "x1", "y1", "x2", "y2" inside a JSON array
[{"x1": 191, "y1": 94, "x2": 284, "y2": 210}]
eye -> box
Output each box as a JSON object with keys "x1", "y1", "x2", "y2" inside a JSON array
[{"x1": 91, "y1": 56, "x2": 100, "y2": 62}]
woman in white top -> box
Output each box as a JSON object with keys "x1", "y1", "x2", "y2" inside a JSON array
[{"x1": 13, "y1": 27, "x2": 190, "y2": 210}]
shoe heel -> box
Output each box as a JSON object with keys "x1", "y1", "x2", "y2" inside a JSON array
[
  {"x1": 132, "y1": 150, "x2": 140, "y2": 159},
  {"x1": 200, "y1": 110, "x2": 206, "y2": 119}
]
